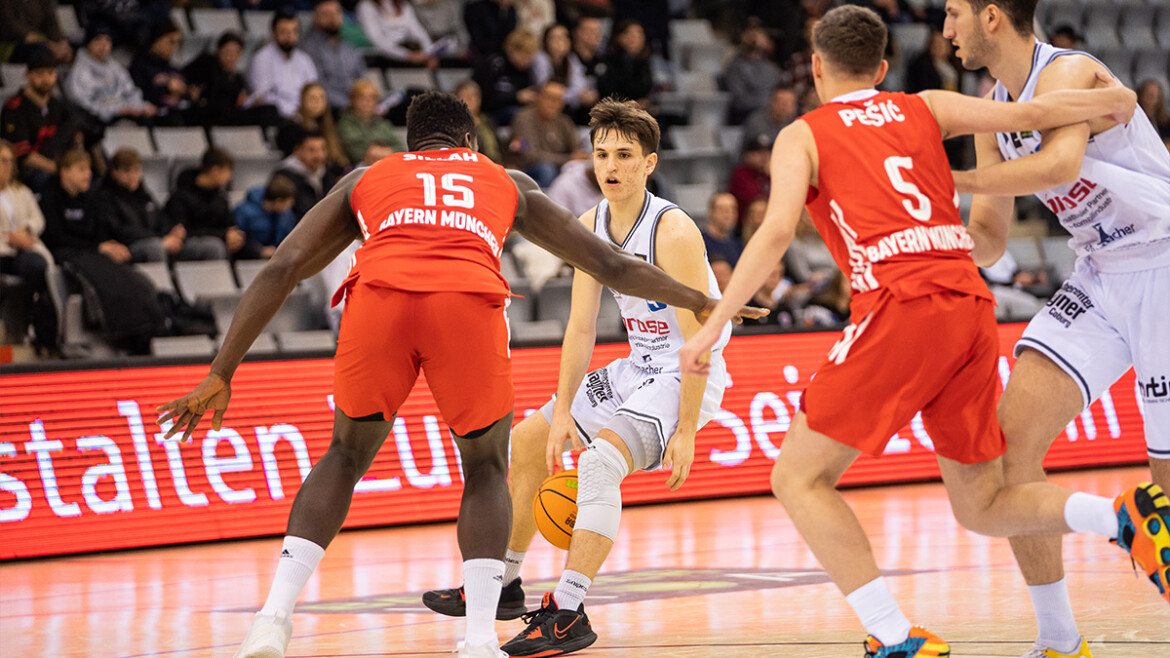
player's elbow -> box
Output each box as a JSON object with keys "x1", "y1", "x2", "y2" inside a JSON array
[
  {"x1": 590, "y1": 250, "x2": 630, "y2": 288},
  {"x1": 259, "y1": 251, "x2": 305, "y2": 293},
  {"x1": 1040, "y1": 152, "x2": 1084, "y2": 188}
]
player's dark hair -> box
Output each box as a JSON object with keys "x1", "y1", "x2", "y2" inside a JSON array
[
  {"x1": 964, "y1": 0, "x2": 1037, "y2": 36},
  {"x1": 405, "y1": 91, "x2": 476, "y2": 151},
  {"x1": 588, "y1": 97, "x2": 660, "y2": 156},
  {"x1": 813, "y1": 5, "x2": 888, "y2": 77}
]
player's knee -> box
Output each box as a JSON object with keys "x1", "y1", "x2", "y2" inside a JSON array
[
  {"x1": 323, "y1": 440, "x2": 379, "y2": 481},
  {"x1": 949, "y1": 493, "x2": 998, "y2": 536},
  {"x1": 770, "y1": 454, "x2": 830, "y2": 503},
  {"x1": 574, "y1": 439, "x2": 629, "y2": 541},
  {"x1": 510, "y1": 415, "x2": 550, "y2": 472}
]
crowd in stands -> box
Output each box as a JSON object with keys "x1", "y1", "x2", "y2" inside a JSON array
[{"x1": 1, "y1": 0, "x2": 1168, "y2": 361}]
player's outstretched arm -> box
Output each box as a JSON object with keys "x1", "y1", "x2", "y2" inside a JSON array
[
  {"x1": 679, "y1": 122, "x2": 813, "y2": 377},
  {"x1": 510, "y1": 169, "x2": 766, "y2": 322},
  {"x1": 156, "y1": 169, "x2": 365, "y2": 442},
  {"x1": 922, "y1": 69, "x2": 1135, "y2": 140}
]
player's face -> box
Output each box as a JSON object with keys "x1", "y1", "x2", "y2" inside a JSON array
[
  {"x1": 943, "y1": 0, "x2": 991, "y2": 71},
  {"x1": 592, "y1": 129, "x2": 655, "y2": 203}
]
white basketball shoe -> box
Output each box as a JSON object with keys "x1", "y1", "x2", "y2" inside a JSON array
[
  {"x1": 1021, "y1": 637, "x2": 1093, "y2": 658},
  {"x1": 233, "y1": 612, "x2": 293, "y2": 658}
]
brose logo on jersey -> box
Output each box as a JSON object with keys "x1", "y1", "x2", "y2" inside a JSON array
[{"x1": 623, "y1": 317, "x2": 670, "y2": 334}]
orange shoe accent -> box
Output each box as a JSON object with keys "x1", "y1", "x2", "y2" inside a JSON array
[
  {"x1": 864, "y1": 626, "x2": 950, "y2": 657},
  {"x1": 1113, "y1": 482, "x2": 1170, "y2": 604}
]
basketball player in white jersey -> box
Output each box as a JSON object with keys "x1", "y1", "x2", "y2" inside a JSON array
[
  {"x1": 945, "y1": 1, "x2": 1170, "y2": 656},
  {"x1": 421, "y1": 97, "x2": 736, "y2": 656}
]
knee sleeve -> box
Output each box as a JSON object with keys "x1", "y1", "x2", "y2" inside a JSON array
[
  {"x1": 603, "y1": 413, "x2": 664, "y2": 471},
  {"x1": 574, "y1": 439, "x2": 628, "y2": 541}
]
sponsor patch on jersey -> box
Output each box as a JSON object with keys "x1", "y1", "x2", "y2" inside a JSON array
[
  {"x1": 584, "y1": 369, "x2": 614, "y2": 407},
  {"x1": 1044, "y1": 282, "x2": 1094, "y2": 328},
  {"x1": 1138, "y1": 375, "x2": 1170, "y2": 404}
]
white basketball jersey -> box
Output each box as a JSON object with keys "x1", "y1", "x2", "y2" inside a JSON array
[
  {"x1": 992, "y1": 42, "x2": 1170, "y2": 268},
  {"x1": 593, "y1": 190, "x2": 731, "y2": 373}
]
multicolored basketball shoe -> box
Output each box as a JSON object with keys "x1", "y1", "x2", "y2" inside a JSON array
[
  {"x1": 863, "y1": 626, "x2": 950, "y2": 657},
  {"x1": 1112, "y1": 482, "x2": 1170, "y2": 604},
  {"x1": 421, "y1": 578, "x2": 528, "y2": 620},
  {"x1": 1021, "y1": 637, "x2": 1093, "y2": 657},
  {"x1": 500, "y1": 592, "x2": 597, "y2": 657}
]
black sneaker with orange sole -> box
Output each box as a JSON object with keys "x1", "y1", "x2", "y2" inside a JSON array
[
  {"x1": 501, "y1": 592, "x2": 597, "y2": 657},
  {"x1": 421, "y1": 577, "x2": 528, "y2": 620}
]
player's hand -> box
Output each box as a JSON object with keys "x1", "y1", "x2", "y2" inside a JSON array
[
  {"x1": 546, "y1": 408, "x2": 580, "y2": 473},
  {"x1": 662, "y1": 429, "x2": 696, "y2": 491},
  {"x1": 156, "y1": 373, "x2": 232, "y2": 443},
  {"x1": 678, "y1": 326, "x2": 719, "y2": 377},
  {"x1": 1093, "y1": 70, "x2": 1136, "y2": 125},
  {"x1": 693, "y1": 297, "x2": 769, "y2": 325}
]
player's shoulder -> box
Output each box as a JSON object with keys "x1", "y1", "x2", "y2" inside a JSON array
[
  {"x1": 1036, "y1": 52, "x2": 1109, "y2": 91},
  {"x1": 654, "y1": 206, "x2": 704, "y2": 247},
  {"x1": 579, "y1": 205, "x2": 598, "y2": 230}
]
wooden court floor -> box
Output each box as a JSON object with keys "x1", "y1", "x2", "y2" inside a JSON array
[{"x1": 3, "y1": 466, "x2": 1168, "y2": 658}]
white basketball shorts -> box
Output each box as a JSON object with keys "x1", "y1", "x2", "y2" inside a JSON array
[
  {"x1": 1015, "y1": 253, "x2": 1170, "y2": 459},
  {"x1": 540, "y1": 356, "x2": 728, "y2": 471}
]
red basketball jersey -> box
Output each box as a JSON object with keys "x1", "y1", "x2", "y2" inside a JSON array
[
  {"x1": 801, "y1": 90, "x2": 991, "y2": 318},
  {"x1": 346, "y1": 148, "x2": 519, "y2": 296}
]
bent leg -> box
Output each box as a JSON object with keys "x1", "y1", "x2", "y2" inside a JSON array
[
  {"x1": 286, "y1": 408, "x2": 393, "y2": 546},
  {"x1": 771, "y1": 413, "x2": 923, "y2": 647},
  {"x1": 769, "y1": 412, "x2": 874, "y2": 594},
  {"x1": 257, "y1": 408, "x2": 392, "y2": 623},
  {"x1": 563, "y1": 429, "x2": 635, "y2": 580},
  {"x1": 452, "y1": 412, "x2": 514, "y2": 647},
  {"x1": 1000, "y1": 349, "x2": 1085, "y2": 585},
  {"x1": 452, "y1": 412, "x2": 514, "y2": 561},
  {"x1": 507, "y1": 412, "x2": 554, "y2": 553}
]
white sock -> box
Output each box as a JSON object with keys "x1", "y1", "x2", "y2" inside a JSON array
[
  {"x1": 503, "y1": 549, "x2": 526, "y2": 585},
  {"x1": 463, "y1": 559, "x2": 504, "y2": 646},
  {"x1": 553, "y1": 569, "x2": 592, "y2": 612},
  {"x1": 258, "y1": 536, "x2": 325, "y2": 618},
  {"x1": 1028, "y1": 580, "x2": 1081, "y2": 653},
  {"x1": 845, "y1": 577, "x2": 912, "y2": 647},
  {"x1": 1063, "y1": 492, "x2": 1119, "y2": 539}
]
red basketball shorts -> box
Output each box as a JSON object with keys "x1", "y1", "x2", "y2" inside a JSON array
[
  {"x1": 802, "y1": 291, "x2": 1006, "y2": 464},
  {"x1": 333, "y1": 283, "x2": 514, "y2": 436}
]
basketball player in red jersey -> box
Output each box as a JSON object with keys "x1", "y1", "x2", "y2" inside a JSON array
[
  {"x1": 157, "y1": 92, "x2": 763, "y2": 658},
  {"x1": 680, "y1": 6, "x2": 1165, "y2": 658}
]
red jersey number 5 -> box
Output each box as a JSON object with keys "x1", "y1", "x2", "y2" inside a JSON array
[{"x1": 883, "y1": 156, "x2": 932, "y2": 222}]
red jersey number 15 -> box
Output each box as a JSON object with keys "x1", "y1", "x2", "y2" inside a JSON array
[{"x1": 417, "y1": 172, "x2": 475, "y2": 209}]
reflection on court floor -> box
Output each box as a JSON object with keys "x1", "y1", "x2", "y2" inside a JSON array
[{"x1": 2, "y1": 466, "x2": 1167, "y2": 657}]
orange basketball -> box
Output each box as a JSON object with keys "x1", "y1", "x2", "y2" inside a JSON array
[{"x1": 533, "y1": 469, "x2": 578, "y2": 550}]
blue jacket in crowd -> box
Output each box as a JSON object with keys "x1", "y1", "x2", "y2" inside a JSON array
[{"x1": 234, "y1": 186, "x2": 297, "y2": 248}]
